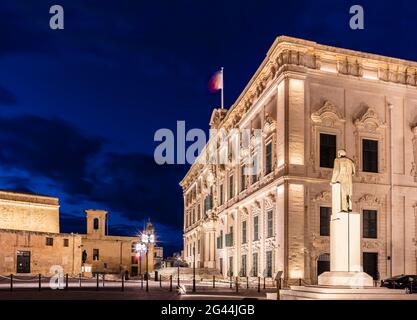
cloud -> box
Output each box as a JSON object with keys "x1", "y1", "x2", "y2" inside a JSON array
[{"x1": 0, "y1": 114, "x2": 104, "y2": 196}]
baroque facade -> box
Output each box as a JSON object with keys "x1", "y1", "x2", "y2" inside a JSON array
[{"x1": 180, "y1": 36, "x2": 417, "y2": 284}]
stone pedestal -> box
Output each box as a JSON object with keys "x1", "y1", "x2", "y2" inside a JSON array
[{"x1": 318, "y1": 183, "x2": 373, "y2": 287}]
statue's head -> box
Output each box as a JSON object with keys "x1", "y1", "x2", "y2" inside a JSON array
[{"x1": 337, "y1": 149, "x2": 347, "y2": 158}]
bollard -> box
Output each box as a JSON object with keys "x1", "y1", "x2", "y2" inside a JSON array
[
  {"x1": 170, "y1": 275, "x2": 172, "y2": 292},
  {"x1": 298, "y1": 278, "x2": 302, "y2": 286},
  {"x1": 213, "y1": 275, "x2": 215, "y2": 288},
  {"x1": 235, "y1": 277, "x2": 238, "y2": 293},
  {"x1": 258, "y1": 277, "x2": 260, "y2": 293},
  {"x1": 39, "y1": 274, "x2": 41, "y2": 291},
  {"x1": 79, "y1": 273, "x2": 82, "y2": 288},
  {"x1": 65, "y1": 274, "x2": 69, "y2": 290},
  {"x1": 263, "y1": 277, "x2": 266, "y2": 289},
  {"x1": 159, "y1": 275, "x2": 162, "y2": 288},
  {"x1": 121, "y1": 274, "x2": 124, "y2": 292},
  {"x1": 103, "y1": 274, "x2": 105, "y2": 288},
  {"x1": 10, "y1": 274, "x2": 13, "y2": 292},
  {"x1": 141, "y1": 274, "x2": 144, "y2": 289},
  {"x1": 276, "y1": 278, "x2": 281, "y2": 300},
  {"x1": 246, "y1": 276, "x2": 249, "y2": 289},
  {"x1": 96, "y1": 273, "x2": 99, "y2": 291}
]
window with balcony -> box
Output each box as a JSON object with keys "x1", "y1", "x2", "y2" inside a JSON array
[
  {"x1": 219, "y1": 184, "x2": 224, "y2": 205},
  {"x1": 363, "y1": 139, "x2": 378, "y2": 173},
  {"x1": 240, "y1": 165, "x2": 246, "y2": 191},
  {"x1": 266, "y1": 251, "x2": 273, "y2": 277},
  {"x1": 320, "y1": 133, "x2": 336, "y2": 168},
  {"x1": 252, "y1": 252, "x2": 258, "y2": 276},
  {"x1": 229, "y1": 175, "x2": 234, "y2": 200},
  {"x1": 241, "y1": 254, "x2": 247, "y2": 277},
  {"x1": 267, "y1": 210, "x2": 273, "y2": 238},
  {"x1": 242, "y1": 220, "x2": 247, "y2": 244},
  {"x1": 265, "y1": 141, "x2": 272, "y2": 174},
  {"x1": 225, "y1": 227, "x2": 234, "y2": 247},
  {"x1": 253, "y1": 216, "x2": 259, "y2": 241}
]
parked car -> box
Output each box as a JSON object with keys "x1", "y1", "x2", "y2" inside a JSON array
[{"x1": 381, "y1": 274, "x2": 417, "y2": 293}]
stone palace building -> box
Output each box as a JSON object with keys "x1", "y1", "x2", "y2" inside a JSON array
[{"x1": 180, "y1": 36, "x2": 417, "y2": 284}]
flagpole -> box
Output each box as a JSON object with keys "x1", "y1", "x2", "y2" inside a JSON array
[{"x1": 221, "y1": 67, "x2": 224, "y2": 109}]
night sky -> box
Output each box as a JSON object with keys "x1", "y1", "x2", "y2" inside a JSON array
[{"x1": 0, "y1": 0, "x2": 416, "y2": 255}]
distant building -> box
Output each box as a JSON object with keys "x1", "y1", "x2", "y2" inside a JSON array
[
  {"x1": 0, "y1": 190, "x2": 155, "y2": 276},
  {"x1": 153, "y1": 246, "x2": 163, "y2": 269}
]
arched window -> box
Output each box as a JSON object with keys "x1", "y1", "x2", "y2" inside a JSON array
[{"x1": 93, "y1": 218, "x2": 99, "y2": 230}]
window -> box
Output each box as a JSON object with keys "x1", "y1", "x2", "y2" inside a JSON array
[
  {"x1": 240, "y1": 166, "x2": 246, "y2": 191},
  {"x1": 252, "y1": 153, "x2": 259, "y2": 184},
  {"x1": 63, "y1": 239, "x2": 69, "y2": 247},
  {"x1": 266, "y1": 251, "x2": 273, "y2": 277},
  {"x1": 320, "y1": 133, "x2": 336, "y2": 168},
  {"x1": 265, "y1": 141, "x2": 272, "y2": 174},
  {"x1": 252, "y1": 252, "x2": 258, "y2": 276},
  {"x1": 253, "y1": 216, "x2": 259, "y2": 241},
  {"x1": 197, "y1": 205, "x2": 200, "y2": 221},
  {"x1": 229, "y1": 175, "x2": 234, "y2": 199},
  {"x1": 320, "y1": 207, "x2": 331, "y2": 236},
  {"x1": 242, "y1": 221, "x2": 247, "y2": 244},
  {"x1": 217, "y1": 230, "x2": 223, "y2": 249},
  {"x1": 219, "y1": 258, "x2": 223, "y2": 275},
  {"x1": 93, "y1": 249, "x2": 99, "y2": 261},
  {"x1": 93, "y1": 218, "x2": 99, "y2": 230},
  {"x1": 192, "y1": 208, "x2": 195, "y2": 224},
  {"x1": 198, "y1": 239, "x2": 200, "y2": 254},
  {"x1": 241, "y1": 255, "x2": 247, "y2": 277},
  {"x1": 228, "y1": 256, "x2": 233, "y2": 276},
  {"x1": 267, "y1": 210, "x2": 273, "y2": 238},
  {"x1": 219, "y1": 184, "x2": 224, "y2": 205},
  {"x1": 46, "y1": 237, "x2": 53, "y2": 246},
  {"x1": 225, "y1": 227, "x2": 233, "y2": 247},
  {"x1": 363, "y1": 139, "x2": 378, "y2": 173},
  {"x1": 363, "y1": 210, "x2": 377, "y2": 238}
]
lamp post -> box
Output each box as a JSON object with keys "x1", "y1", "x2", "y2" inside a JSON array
[
  {"x1": 141, "y1": 230, "x2": 155, "y2": 292},
  {"x1": 177, "y1": 257, "x2": 180, "y2": 287},
  {"x1": 135, "y1": 242, "x2": 146, "y2": 289}
]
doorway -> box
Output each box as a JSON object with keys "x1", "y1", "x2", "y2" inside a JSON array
[
  {"x1": 16, "y1": 251, "x2": 31, "y2": 273},
  {"x1": 317, "y1": 253, "x2": 330, "y2": 278},
  {"x1": 363, "y1": 252, "x2": 378, "y2": 280}
]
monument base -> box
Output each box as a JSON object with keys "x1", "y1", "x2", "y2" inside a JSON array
[{"x1": 318, "y1": 271, "x2": 374, "y2": 287}]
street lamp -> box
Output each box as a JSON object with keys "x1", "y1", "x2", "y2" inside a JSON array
[
  {"x1": 135, "y1": 242, "x2": 146, "y2": 289},
  {"x1": 176, "y1": 256, "x2": 181, "y2": 287},
  {"x1": 141, "y1": 230, "x2": 155, "y2": 292}
]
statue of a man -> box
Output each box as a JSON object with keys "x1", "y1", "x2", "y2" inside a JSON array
[{"x1": 331, "y1": 149, "x2": 355, "y2": 212}]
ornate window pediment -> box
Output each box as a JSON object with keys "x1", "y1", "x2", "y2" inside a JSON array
[
  {"x1": 354, "y1": 107, "x2": 386, "y2": 133},
  {"x1": 263, "y1": 112, "x2": 276, "y2": 137},
  {"x1": 312, "y1": 191, "x2": 331, "y2": 203},
  {"x1": 356, "y1": 193, "x2": 382, "y2": 207},
  {"x1": 311, "y1": 100, "x2": 345, "y2": 127}
]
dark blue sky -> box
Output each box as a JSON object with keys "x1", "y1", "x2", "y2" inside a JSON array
[{"x1": 0, "y1": 0, "x2": 416, "y2": 255}]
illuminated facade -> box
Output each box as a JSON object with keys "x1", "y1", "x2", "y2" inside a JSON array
[{"x1": 180, "y1": 36, "x2": 417, "y2": 284}]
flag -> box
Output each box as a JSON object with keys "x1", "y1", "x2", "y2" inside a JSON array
[{"x1": 208, "y1": 69, "x2": 223, "y2": 93}]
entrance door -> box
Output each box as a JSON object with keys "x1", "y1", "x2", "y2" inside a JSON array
[
  {"x1": 317, "y1": 253, "x2": 330, "y2": 277},
  {"x1": 363, "y1": 252, "x2": 378, "y2": 280},
  {"x1": 16, "y1": 251, "x2": 30, "y2": 273}
]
